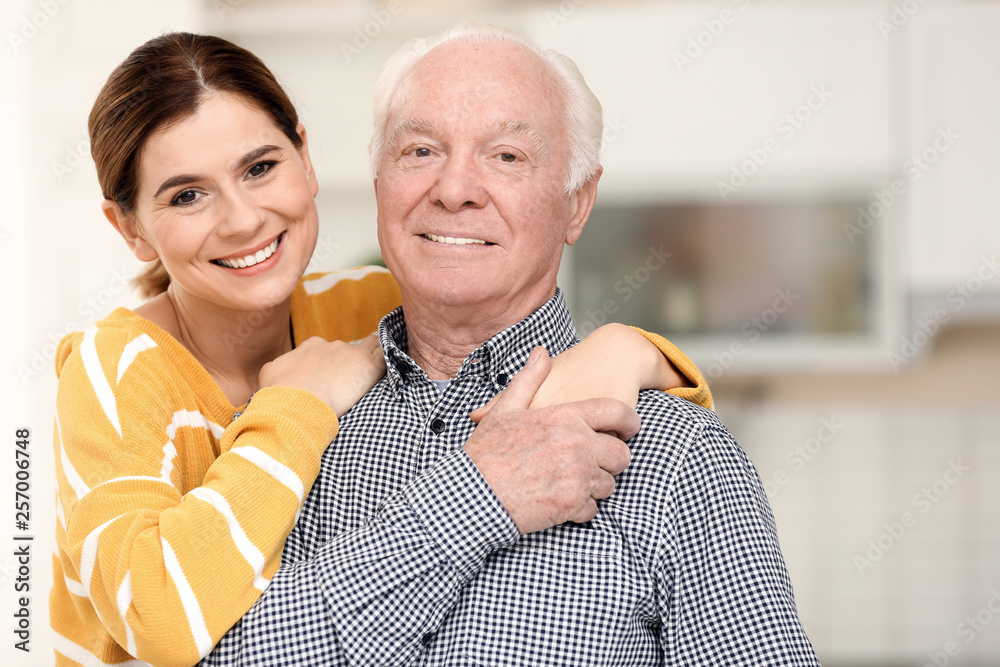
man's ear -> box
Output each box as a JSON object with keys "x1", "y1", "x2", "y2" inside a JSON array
[
  {"x1": 102, "y1": 200, "x2": 158, "y2": 262},
  {"x1": 295, "y1": 123, "x2": 319, "y2": 198},
  {"x1": 564, "y1": 166, "x2": 602, "y2": 247}
]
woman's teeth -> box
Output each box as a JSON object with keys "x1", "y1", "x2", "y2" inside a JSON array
[
  {"x1": 214, "y1": 236, "x2": 280, "y2": 269},
  {"x1": 424, "y1": 233, "x2": 487, "y2": 245}
]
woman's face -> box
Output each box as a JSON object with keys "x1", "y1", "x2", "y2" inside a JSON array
[{"x1": 122, "y1": 92, "x2": 319, "y2": 313}]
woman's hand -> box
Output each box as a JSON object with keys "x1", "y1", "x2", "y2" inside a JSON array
[
  {"x1": 471, "y1": 323, "x2": 688, "y2": 421},
  {"x1": 259, "y1": 334, "x2": 386, "y2": 417}
]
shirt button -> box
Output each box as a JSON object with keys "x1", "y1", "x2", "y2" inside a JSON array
[
  {"x1": 421, "y1": 632, "x2": 434, "y2": 646},
  {"x1": 430, "y1": 418, "x2": 446, "y2": 434},
  {"x1": 497, "y1": 372, "x2": 509, "y2": 386}
]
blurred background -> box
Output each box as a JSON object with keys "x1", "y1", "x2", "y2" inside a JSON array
[{"x1": 1, "y1": 0, "x2": 998, "y2": 664}]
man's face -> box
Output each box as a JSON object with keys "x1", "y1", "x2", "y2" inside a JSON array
[{"x1": 374, "y1": 40, "x2": 598, "y2": 319}]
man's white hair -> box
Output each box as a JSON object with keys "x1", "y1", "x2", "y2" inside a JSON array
[{"x1": 368, "y1": 21, "x2": 603, "y2": 194}]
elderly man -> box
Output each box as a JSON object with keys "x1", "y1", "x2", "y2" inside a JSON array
[{"x1": 205, "y1": 22, "x2": 819, "y2": 666}]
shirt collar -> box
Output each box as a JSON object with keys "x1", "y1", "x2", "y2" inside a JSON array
[{"x1": 377, "y1": 289, "x2": 578, "y2": 392}]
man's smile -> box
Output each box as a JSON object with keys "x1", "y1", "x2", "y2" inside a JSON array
[{"x1": 422, "y1": 233, "x2": 493, "y2": 245}]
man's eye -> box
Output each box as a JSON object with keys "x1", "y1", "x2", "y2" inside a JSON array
[
  {"x1": 500, "y1": 152, "x2": 517, "y2": 162},
  {"x1": 413, "y1": 148, "x2": 431, "y2": 158},
  {"x1": 171, "y1": 190, "x2": 201, "y2": 206}
]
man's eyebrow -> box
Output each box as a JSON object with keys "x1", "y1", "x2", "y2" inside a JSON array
[
  {"x1": 152, "y1": 145, "x2": 281, "y2": 200},
  {"x1": 493, "y1": 120, "x2": 548, "y2": 159},
  {"x1": 388, "y1": 118, "x2": 436, "y2": 154}
]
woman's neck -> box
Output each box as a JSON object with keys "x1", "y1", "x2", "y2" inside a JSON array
[{"x1": 135, "y1": 288, "x2": 293, "y2": 407}]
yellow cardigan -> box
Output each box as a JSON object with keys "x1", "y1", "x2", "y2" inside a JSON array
[{"x1": 50, "y1": 267, "x2": 711, "y2": 666}]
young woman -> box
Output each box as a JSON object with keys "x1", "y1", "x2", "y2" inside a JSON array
[{"x1": 51, "y1": 33, "x2": 711, "y2": 666}]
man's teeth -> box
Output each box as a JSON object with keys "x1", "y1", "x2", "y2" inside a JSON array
[
  {"x1": 424, "y1": 233, "x2": 487, "y2": 245},
  {"x1": 215, "y1": 236, "x2": 280, "y2": 269}
]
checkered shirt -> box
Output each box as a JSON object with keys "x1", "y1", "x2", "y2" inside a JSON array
[{"x1": 203, "y1": 291, "x2": 820, "y2": 666}]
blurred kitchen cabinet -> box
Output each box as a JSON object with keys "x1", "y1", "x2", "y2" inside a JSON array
[
  {"x1": 530, "y1": 2, "x2": 893, "y2": 198},
  {"x1": 903, "y1": 3, "x2": 1000, "y2": 295}
]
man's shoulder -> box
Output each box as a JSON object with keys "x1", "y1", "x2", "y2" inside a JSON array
[
  {"x1": 635, "y1": 389, "x2": 729, "y2": 439},
  {"x1": 629, "y1": 390, "x2": 743, "y2": 473}
]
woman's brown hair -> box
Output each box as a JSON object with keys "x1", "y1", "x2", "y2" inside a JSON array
[{"x1": 89, "y1": 32, "x2": 303, "y2": 298}]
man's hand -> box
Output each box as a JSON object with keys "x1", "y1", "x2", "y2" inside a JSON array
[{"x1": 464, "y1": 347, "x2": 640, "y2": 535}]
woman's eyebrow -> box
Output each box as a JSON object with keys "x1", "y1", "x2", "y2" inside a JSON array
[
  {"x1": 152, "y1": 145, "x2": 282, "y2": 199},
  {"x1": 231, "y1": 145, "x2": 281, "y2": 171},
  {"x1": 153, "y1": 174, "x2": 201, "y2": 199}
]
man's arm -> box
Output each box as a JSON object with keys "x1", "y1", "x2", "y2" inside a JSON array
[
  {"x1": 202, "y1": 347, "x2": 639, "y2": 665},
  {"x1": 657, "y1": 423, "x2": 821, "y2": 665}
]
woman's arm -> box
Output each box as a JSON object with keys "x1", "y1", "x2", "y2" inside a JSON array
[
  {"x1": 472, "y1": 323, "x2": 712, "y2": 421},
  {"x1": 52, "y1": 324, "x2": 382, "y2": 667}
]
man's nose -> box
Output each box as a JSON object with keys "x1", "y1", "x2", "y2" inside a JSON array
[{"x1": 428, "y1": 152, "x2": 489, "y2": 212}]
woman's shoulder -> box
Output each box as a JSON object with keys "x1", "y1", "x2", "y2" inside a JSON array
[
  {"x1": 297, "y1": 266, "x2": 398, "y2": 298},
  {"x1": 55, "y1": 307, "x2": 179, "y2": 380},
  {"x1": 292, "y1": 267, "x2": 402, "y2": 342}
]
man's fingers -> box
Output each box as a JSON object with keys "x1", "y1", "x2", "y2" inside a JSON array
[
  {"x1": 484, "y1": 347, "x2": 551, "y2": 413},
  {"x1": 589, "y1": 468, "x2": 618, "y2": 502},
  {"x1": 567, "y1": 498, "x2": 599, "y2": 525},
  {"x1": 564, "y1": 398, "x2": 641, "y2": 442},
  {"x1": 592, "y1": 435, "x2": 631, "y2": 477}
]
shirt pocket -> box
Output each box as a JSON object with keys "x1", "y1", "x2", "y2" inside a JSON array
[{"x1": 456, "y1": 512, "x2": 628, "y2": 666}]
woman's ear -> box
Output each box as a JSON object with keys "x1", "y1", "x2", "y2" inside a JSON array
[
  {"x1": 102, "y1": 200, "x2": 158, "y2": 262},
  {"x1": 295, "y1": 123, "x2": 319, "y2": 198}
]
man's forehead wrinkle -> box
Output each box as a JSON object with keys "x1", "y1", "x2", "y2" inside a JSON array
[{"x1": 384, "y1": 39, "x2": 567, "y2": 167}]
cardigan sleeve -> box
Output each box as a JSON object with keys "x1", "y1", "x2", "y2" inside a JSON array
[
  {"x1": 631, "y1": 327, "x2": 714, "y2": 410},
  {"x1": 52, "y1": 323, "x2": 338, "y2": 667}
]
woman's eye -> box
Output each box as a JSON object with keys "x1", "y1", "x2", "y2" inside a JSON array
[
  {"x1": 248, "y1": 160, "x2": 276, "y2": 178},
  {"x1": 171, "y1": 190, "x2": 201, "y2": 206}
]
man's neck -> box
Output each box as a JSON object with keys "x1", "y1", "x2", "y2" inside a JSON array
[{"x1": 401, "y1": 293, "x2": 554, "y2": 380}]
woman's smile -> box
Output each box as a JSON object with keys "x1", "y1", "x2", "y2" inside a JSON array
[{"x1": 211, "y1": 232, "x2": 284, "y2": 270}]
